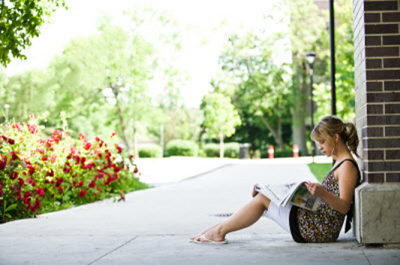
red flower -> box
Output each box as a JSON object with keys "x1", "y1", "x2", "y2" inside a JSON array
[
  {"x1": 26, "y1": 164, "x2": 35, "y2": 175},
  {"x1": 134, "y1": 167, "x2": 138, "y2": 173},
  {"x1": 53, "y1": 130, "x2": 63, "y2": 139},
  {"x1": 18, "y1": 178, "x2": 24, "y2": 186},
  {"x1": 42, "y1": 156, "x2": 48, "y2": 161},
  {"x1": 10, "y1": 171, "x2": 18, "y2": 180},
  {"x1": 30, "y1": 114, "x2": 36, "y2": 119},
  {"x1": 70, "y1": 146, "x2": 76, "y2": 155},
  {"x1": 111, "y1": 131, "x2": 117, "y2": 138},
  {"x1": 74, "y1": 155, "x2": 80, "y2": 165},
  {"x1": 14, "y1": 191, "x2": 22, "y2": 200},
  {"x1": 114, "y1": 144, "x2": 122, "y2": 154},
  {"x1": 35, "y1": 187, "x2": 45, "y2": 197},
  {"x1": 76, "y1": 181, "x2": 84, "y2": 188},
  {"x1": 11, "y1": 123, "x2": 22, "y2": 132},
  {"x1": 55, "y1": 177, "x2": 64, "y2": 187},
  {"x1": 7, "y1": 137, "x2": 15, "y2": 145},
  {"x1": 95, "y1": 136, "x2": 101, "y2": 141},
  {"x1": 63, "y1": 162, "x2": 71, "y2": 173},
  {"x1": 50, "y1": 154, "x2": 57, "y2": 163},
  {"x1": 10, "y1": 151, "x2": 19, "y2": 161},
  {"x1": 27, "y1": 124, "x2": 38, "y2": 134},
  {"x1": 120, "y1": 194, "x2": 125, "y2": 202},
  {"x1": 88, "y1": 180, "x2": 96, "y2": 188},
  {"x1": 0, "y1": 156, "x2": 6, "y2": 170},
  {"x1": 79, "y1": 189, "x2": 86, "y2": 197},
  {"x1": 78, "y1": 133, "x2": 87, "y2": 141},
  {"x1": 84, "y1": 142, "x2": 92, "y2": 151},
  {"x1": 86, "y1": 163, "x2": 94, "y2": 170},
  {"x1": 58, "y1": 186, "x2": 63, "y2": 194},
  {"x1": 46, "y1": 169, "x2": 54, "y2": 177}
]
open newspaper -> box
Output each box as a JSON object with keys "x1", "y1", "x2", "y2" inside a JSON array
[{"x1": 253, "y1": 182, "x2": 323, "y2": 211}]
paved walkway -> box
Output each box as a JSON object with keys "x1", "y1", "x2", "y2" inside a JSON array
[{"x1": 1, "y1": 158, "x2": 399, "y2": 265}]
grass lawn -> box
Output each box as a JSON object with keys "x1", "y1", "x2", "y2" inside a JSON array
[{"x1": 308, "y1": 163, "x2": 332, "y2": 183}]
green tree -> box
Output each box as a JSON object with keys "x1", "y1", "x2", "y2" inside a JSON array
[
  {"x1": 285, "y1": 0, "x2": 328, "y2": 155},
  {"x1": 213, "y1": 31, "x2": 292, "y2": 149},
  {"x1": 201, "y1": 93, "x2": 241, "y2": 158},
  {"x1": 0, "y1": 0, "x2": 67, "y2": 67},
  {"x1": 44, "y1": 19, "x2": 155, "y2": 156}
]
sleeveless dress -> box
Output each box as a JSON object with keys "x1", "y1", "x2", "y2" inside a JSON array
[{"x1": 289, "y1": 159, "x2": 360, "y2": 243}]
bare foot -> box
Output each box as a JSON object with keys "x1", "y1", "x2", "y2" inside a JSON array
[
  {"x1": 189, "y1": 223, "x2": 221, "y2": 242},
  {"x1": 194, "y1": 225, "x2": 225, "y2": 243}
]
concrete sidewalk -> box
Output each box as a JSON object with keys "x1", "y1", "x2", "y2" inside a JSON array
[{"x1": 1, "y1": 158, "x2": 399, "y2": 265}]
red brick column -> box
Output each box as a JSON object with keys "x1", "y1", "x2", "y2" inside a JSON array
[
  {"x1": 354, "y1": 0, "x2": 400, "y2": 183},
  {"x1": 353, "y1": 0, "x2": 400, "y2": 244}
]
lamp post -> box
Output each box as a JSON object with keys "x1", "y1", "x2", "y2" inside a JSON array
[
  {"x1": 306, "y1": 52, "x2": 316, "y2": 162},
  {"x1": 4, "y1": 104, "x2": 9, "y2": 123}
]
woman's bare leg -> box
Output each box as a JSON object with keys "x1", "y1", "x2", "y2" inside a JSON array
[{"x1": 193, "y1": 194, "x2": 271, "y2": 242}]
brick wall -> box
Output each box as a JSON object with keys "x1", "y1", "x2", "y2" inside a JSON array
[{"x1": 353, "y1": 0, "x2": 400, "y2": 183}]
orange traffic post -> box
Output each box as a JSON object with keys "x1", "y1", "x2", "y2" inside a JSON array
[
  {"x1": 268, "y1": 145, "x2": 274, "y2": 159},
  {"x1": 293, "y1": 144, "x2": 299, "y2": 158}
]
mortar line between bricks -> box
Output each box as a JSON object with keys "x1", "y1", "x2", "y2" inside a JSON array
[
  {"x1": 362, "y1": 248, "x2": 373, "y2": 265},
  {"x1": 87, "y1": 235, "x2": 139, "y2": 265}
]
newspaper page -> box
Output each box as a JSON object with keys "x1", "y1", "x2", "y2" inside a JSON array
[
  {"x1": 254, "y1": 182, "x2": 323, "y2": 211},
  {"x1": 287, "y1": 184, "x2": 323, "y2": 211},
  {"x1": 254, "y1": 182, "x2": 300, "y2": 205}
]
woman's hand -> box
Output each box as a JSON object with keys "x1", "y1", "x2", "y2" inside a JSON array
[{"x1": 304, "y1": 182, "x2": 327, "y2": 197}]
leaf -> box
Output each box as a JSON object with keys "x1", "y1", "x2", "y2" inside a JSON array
[{"x1": 5, "y1": 204, "x2": 17, "y2": 212}]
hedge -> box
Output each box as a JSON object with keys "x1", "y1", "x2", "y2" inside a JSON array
[
  {"x1": 166, "y1": 139, "x2": 198, "y2": 157},
  {"x1": 138, "y1": 145, "x2": 162, "y2": 158},
  {"x1": 203, "y1": 142, "x2": 240, "y2": 158}
]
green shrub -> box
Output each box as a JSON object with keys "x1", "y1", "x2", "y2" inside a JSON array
[
  {"x1": 166, "y1": 139, "x2": 198, "y2": 157},
  {"x1": 274, "y1": 149, "x2": 294, "y2": 158},
  {"x1": 203, "y1": 142, "x2": 240, "y2": 158},
  {"x1": 203, "y1": 143, "x2": 219, "y2": 157},
  {"x1": 139, "y1": 145, "x2": 162, "y2": 158},
  {"x1": 224, "y1": 142, "x2": 240, "y2": 158}
]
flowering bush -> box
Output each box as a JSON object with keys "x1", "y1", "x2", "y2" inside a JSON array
[{"x1": 0, "y1": 116, "x2": 148, "y2": 223}]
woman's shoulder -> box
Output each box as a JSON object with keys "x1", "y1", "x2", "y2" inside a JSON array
[{"x1": 334, "y1": 159, "x2": 359, "y2": 181}]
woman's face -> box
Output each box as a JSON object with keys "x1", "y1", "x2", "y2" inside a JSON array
[{"x1": 315, "y1": 138, "x2": 335, "y2": 157}]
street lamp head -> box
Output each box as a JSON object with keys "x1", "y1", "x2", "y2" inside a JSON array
[
  {"x1": 306, "y1": 52, "x2": 316, "y2": 66},
  {"x1": 4, "y1": 104, "x2": 9, "y2": 109}
]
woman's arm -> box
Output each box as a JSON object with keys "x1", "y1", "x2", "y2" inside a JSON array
[{"x1": 305, "y1": 162, "x2": 359, "y2": 214}]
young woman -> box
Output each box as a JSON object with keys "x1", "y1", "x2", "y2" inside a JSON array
[{"x1": 190, "y1": 115, "x2": 360, "y2": 244}]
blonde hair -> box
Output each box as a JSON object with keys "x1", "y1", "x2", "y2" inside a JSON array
[{"x1": 311, "y1": 115, "x2": 359, "y2": 157}]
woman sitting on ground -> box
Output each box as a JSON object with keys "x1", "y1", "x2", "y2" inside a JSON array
[{"x1": 190, "y1": 115, "x2": 360, "y2": 244}]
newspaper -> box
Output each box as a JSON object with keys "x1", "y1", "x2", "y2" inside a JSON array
[{"x1": 253, "y1": 182, "x2": 323, "y2": 211}]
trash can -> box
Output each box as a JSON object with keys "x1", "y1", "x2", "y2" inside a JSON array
[{"x1": 239, "y1": 143, "x2": 251, "y2": 159}]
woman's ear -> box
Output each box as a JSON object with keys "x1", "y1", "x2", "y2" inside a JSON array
[{"x1": 335, "y1": 134, "x2": 339, "y2": 143}]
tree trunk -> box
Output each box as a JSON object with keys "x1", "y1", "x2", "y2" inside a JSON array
[
  {"x1": 259, "y1": 114, "x2": 284, "y2": 149},
  {"x1": 132, "y1": 114, "x2": 139, "y2": 158},
  {"x1": 219, "y1": 132, "x2": 224, "y2": 159},
  {"x1": 291, "y1": 60, "x2": 308, "y2": 156},
  {"x1": 111, "y1": 83, "x2": 132, "y2": 154}
]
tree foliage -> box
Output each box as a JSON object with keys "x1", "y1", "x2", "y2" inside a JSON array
[
  {"x1": 313, "y1": 0, "x2": 356, "y2": 122},
  {"x1": 201, "y1": 92, "x2": 241, "y2": 158},
  {"x1": 0, "y1": 0, "x2": 67, "y2": 67},
  {"x1": 1, "y1": 9, "x2": 189, "y2": 157},
  {"x1": 213, "y1": 31, "x2": 292, "y2": 149}
]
